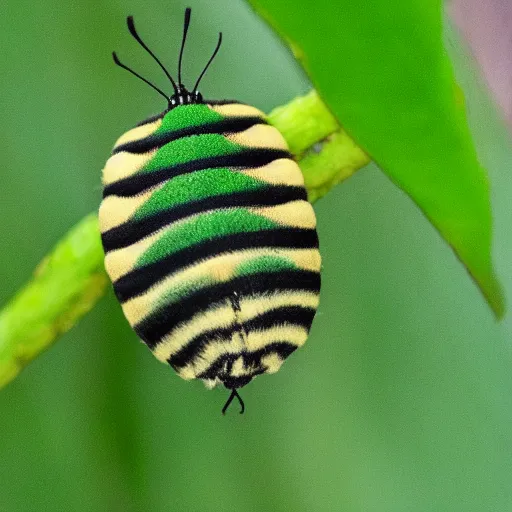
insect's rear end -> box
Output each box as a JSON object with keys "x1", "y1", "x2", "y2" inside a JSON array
[{"x1": 99, "y1": 8, "x2": 321, "y2": 413}]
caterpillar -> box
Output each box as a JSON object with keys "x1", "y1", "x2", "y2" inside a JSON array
[{"x1": 99, "y1": 8, "x2": 321, "y2": 414}]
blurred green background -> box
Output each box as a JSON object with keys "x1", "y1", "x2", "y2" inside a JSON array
[{"x1": 1, "y1": 0, "x2": 512, "y2": 511}]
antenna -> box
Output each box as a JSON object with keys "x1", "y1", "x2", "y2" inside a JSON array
[
  {"x1": 178, "y1": 8, "x2": 192, "y2": 86},
  {"x1": 112, "y1": 52, "x2": 169, "y2": 100},
  {"x1": 193, "y1": 32, "x2": 223, "y2": 92},
  {"x1": 222, "y1": 388, "x2": 245, "y2": 415},
  {"x1": 126, "y1": 15, "x2": 178, "y2": 93}
]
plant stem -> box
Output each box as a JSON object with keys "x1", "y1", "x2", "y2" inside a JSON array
[{"x1": 0, "y1": 214, "x2": 108, "y2": 388}]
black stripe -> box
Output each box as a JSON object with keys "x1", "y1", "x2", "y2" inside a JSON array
[
  {"x1": 133, "y1": 270, "x2": 321, "y2": 347},
  {"x1": 113, "y1": 117, "x2": 266, "y2": 155},
  {"x1": 103, "y1": 149, "x2": 292, "y2": 198},
  {"x1": 113, "y1": 228, "x2": 320, "y2": 302},
  {"x1": 168, "y1": 305, "x2": 317, "y2": 370},
  {"x1": 246, "y1": 305, "x2": 316, "y2": 333},
  {"x1": 101, "y1": 185, "x2": 307, "y2": 252},
  {"x1": 196, "y1": 341, "x2": 298, "y2": 381}
]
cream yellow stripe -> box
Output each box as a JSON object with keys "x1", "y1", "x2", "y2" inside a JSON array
[
  {"x1": 231, "y1": 357, "x2": 246, "y2": 377},
  {"x1": 246, "y1": 325, "x2": 308, "y2": 351},
  {"x1": 210, "y1": 103, "x2": 266, "y2": 119},
  {"x1": 104, "y1": 230, "x2": 163, "y2": 281},
  {"x1": 151, "y1": 291, "x2": 319, "y2": 364},
  {"x1": 113, "y1": 119, "x2": 162, "y2": 149},
  {"x1": 252, "y1": 200, "x2": 317, "y2": 229},
  {"x1": 122, "y1": 247, "x2": 321, "y2": 325},
  {"x1": 102, "y1": 150, "x2": 157, "y2": 186},
  {"x1": 237, "y1": 289, "x2": 319, "y2": 324},
  {"x1": 99, "y1": 185, "x2": 163, "y2": 233},
  {"x1": 179, "y1": 325, "x2": 308, "y2": 379},
  {"x1": 260, "y1": 353, "x2": 285, "y2": 374},
  {"x1": 240, "y1": 158, "x2": 304, "y2": 187},
  {"x1": 227, "y1": 124, "x2": 288, "y2": 150}
]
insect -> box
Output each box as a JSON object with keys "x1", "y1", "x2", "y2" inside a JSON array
[{"x1": 99, "y1": 8, "x2": 321, "y2": 414}]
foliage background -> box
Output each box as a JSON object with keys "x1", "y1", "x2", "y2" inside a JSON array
[{"x1": 1, "y1": 0, "x2": 512, "y2": 510}]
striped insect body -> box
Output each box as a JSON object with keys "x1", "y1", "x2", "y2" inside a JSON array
[{"x1": 99, "y1": 8, "x2": 321, "y2": 413}]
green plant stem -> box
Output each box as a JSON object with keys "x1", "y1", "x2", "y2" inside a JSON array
[
  {"x1": 0, "y1": 214, "x2": 108, "y2": 388},
  {"x1": 0, "y1": 90, "x2": 369, "y2": 390},
  {"x1": 270, "y1": 90, "x2": 370, "y2": 201},
  {"x1": 268, "y1": 90, "x2": 340, "y2": 156}
]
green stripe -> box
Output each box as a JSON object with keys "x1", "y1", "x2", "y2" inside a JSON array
[
  {"x1": 135, "y1": 209, "x2": 279, "y2": 267},
  {"x1": 235, "y1": 255, "x2": 298, "y2": 276},
  {"x1": 133, "y1": 168, "x2": 269, "y2": 220},
  {"x1": 155, "y1": 104, "x2": 225, "y2": 134},
  {"x1": 140, "y1": 134, "x2": 245, "y2": 173}
]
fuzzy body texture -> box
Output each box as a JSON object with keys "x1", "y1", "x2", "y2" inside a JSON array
[{"x1": 99, "y1": 101, "x2": 321, "y2": 389}]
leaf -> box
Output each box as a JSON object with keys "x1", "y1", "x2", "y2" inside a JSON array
[{"x1": 247, "y1": 0, "x2": 505, "y2": 317}]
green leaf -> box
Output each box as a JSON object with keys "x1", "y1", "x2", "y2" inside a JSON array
[{"x1": 247, "y1": 0, "x2": 505, "y2": 317}]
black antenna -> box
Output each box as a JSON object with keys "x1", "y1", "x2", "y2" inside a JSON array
[
  {"x1": 193, "y1": 32, "x2": 223, "y2": 92},
  {"x1": 112, "y1": 52, "x2": 169, "y2": 100},
  {"x1": 178, "y1": 8, "x2": 192, "y2": 86},
  {"x1": 126, "y1": 15, "x2": 178, "y2": 93},
  {"x1": 222, "y1": 388, "x2": 245, "y2": 415}
]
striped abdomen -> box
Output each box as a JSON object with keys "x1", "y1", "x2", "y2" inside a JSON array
[{"x1": 99, "y1": 101, "x2": 321, "y2": 389}]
